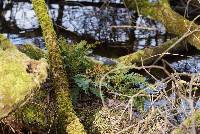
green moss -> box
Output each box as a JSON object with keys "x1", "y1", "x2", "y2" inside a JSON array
[
  {"x1": 184, "y1": 111, "x2": 200, "y2": 125},
  {"x1": 20, "y1": 104, "x2": 46, "y2": 127},
  {"x1": 0, "y1": 34, "x2": 15, "y2": 50},
  {"x1": 18, "y1": 44, "x2": 46, "y2": 60},
  {"x1": 118, "y1": 38, "x2": 178, "y2": 65},
  {"x1": 12, "y1": 85, "x2": 57, "y2": 132},
  {"x1": 0, "y1": 35, "x2": 48, "y2": 119},
  {"x1": 118, "y1": 49, "x2": 144, "y2": 65},
  {"x1": 0, "y1": 52, "x2": 33, "y2": 118},
  {"x1": 172, "y1": 129, "x2": 182, "y2": 134},
  {"x1": 76, "y1": 106, "x2": 101, "y2": 134}
]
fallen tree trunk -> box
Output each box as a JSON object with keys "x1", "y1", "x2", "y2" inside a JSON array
[
  {"x1": 32, "y1": 0, "x2": 86, "y2": 133},
  {"x1": 124, "y1": 0, "x2": 200, "y2": 50},
  {"x1": 117, "y1": 38, "x2": 179, "y2": 65}
]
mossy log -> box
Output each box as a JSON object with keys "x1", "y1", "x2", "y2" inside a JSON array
[
  {"x1": 117, "y1": 38, "x2": 179, "y2": 65},
  {"x1": 32, "y1": 0, "x2": 86, "y2": 133},
  {"x1": 124, "y1": 0, "x2": 200, "y2": 50},
  {"x1": 0, "y1": 34, "x2": 48, "y2": 119}
]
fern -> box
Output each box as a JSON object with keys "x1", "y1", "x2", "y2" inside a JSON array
[
  {"x1": 58, "y1": 38, "x2": 99, "y2": 104},
  {"x1": 73, "y1": 74, "x2": 103, "y2": 98},
  {"x1": 58, "y1": 37, "x2": 149, "y2": 110},
  {"x1": 73, "y1": 69, "x2": 149, "y2": 110},
  {"x1": 58, "y1": 37, "x2": 95, "y2": 76},
  {"x1": 73, "y1": 74, "x2": 91, "y2": 94}
]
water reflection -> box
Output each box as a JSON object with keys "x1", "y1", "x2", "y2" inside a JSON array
[
  {"x1": 4, "y1": 2, "x2": 38, "y2": 29},
  {"x1": 171, "y1": 55, "x2": 200, "y2": 73},
  {"x1": 0, "y1": 0, "x2": 167, "y2": 56}
]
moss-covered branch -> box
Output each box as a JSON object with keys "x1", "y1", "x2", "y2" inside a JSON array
[
  {"x1": 17, "y1": 44, "x2": 46, "y2": 60},
  {"x1": 31, "y1": 0, "x2": 86, "y2": 133},
  {"x1": 124, "y1": 0, "x2": 200, "y2": 50},
  {"x1": 117, "y1": 38, "x2": 179, "y2": 65}
]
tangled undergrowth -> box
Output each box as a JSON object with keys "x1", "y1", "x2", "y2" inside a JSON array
[
  {"x1": 2, "y1": 38, "x2": 200, "y2": 134},
  {"x1": 57, "y1": 39, "x2": 200, "y2": 133},
  {"x1": 91, "y1": 65, "x2": 200, "y2": 134}
]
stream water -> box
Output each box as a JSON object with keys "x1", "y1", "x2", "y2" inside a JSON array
[{"x1": 0, "y1": 1, "x2": 168, "y2": 53}]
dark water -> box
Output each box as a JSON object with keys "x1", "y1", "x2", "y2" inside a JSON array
[
  {"x1": 171, "y1": 55, "x2": 200, "y2": 73},
  {"x1": 0, "y1": 0, "x2": 168, "y2": 56}
]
